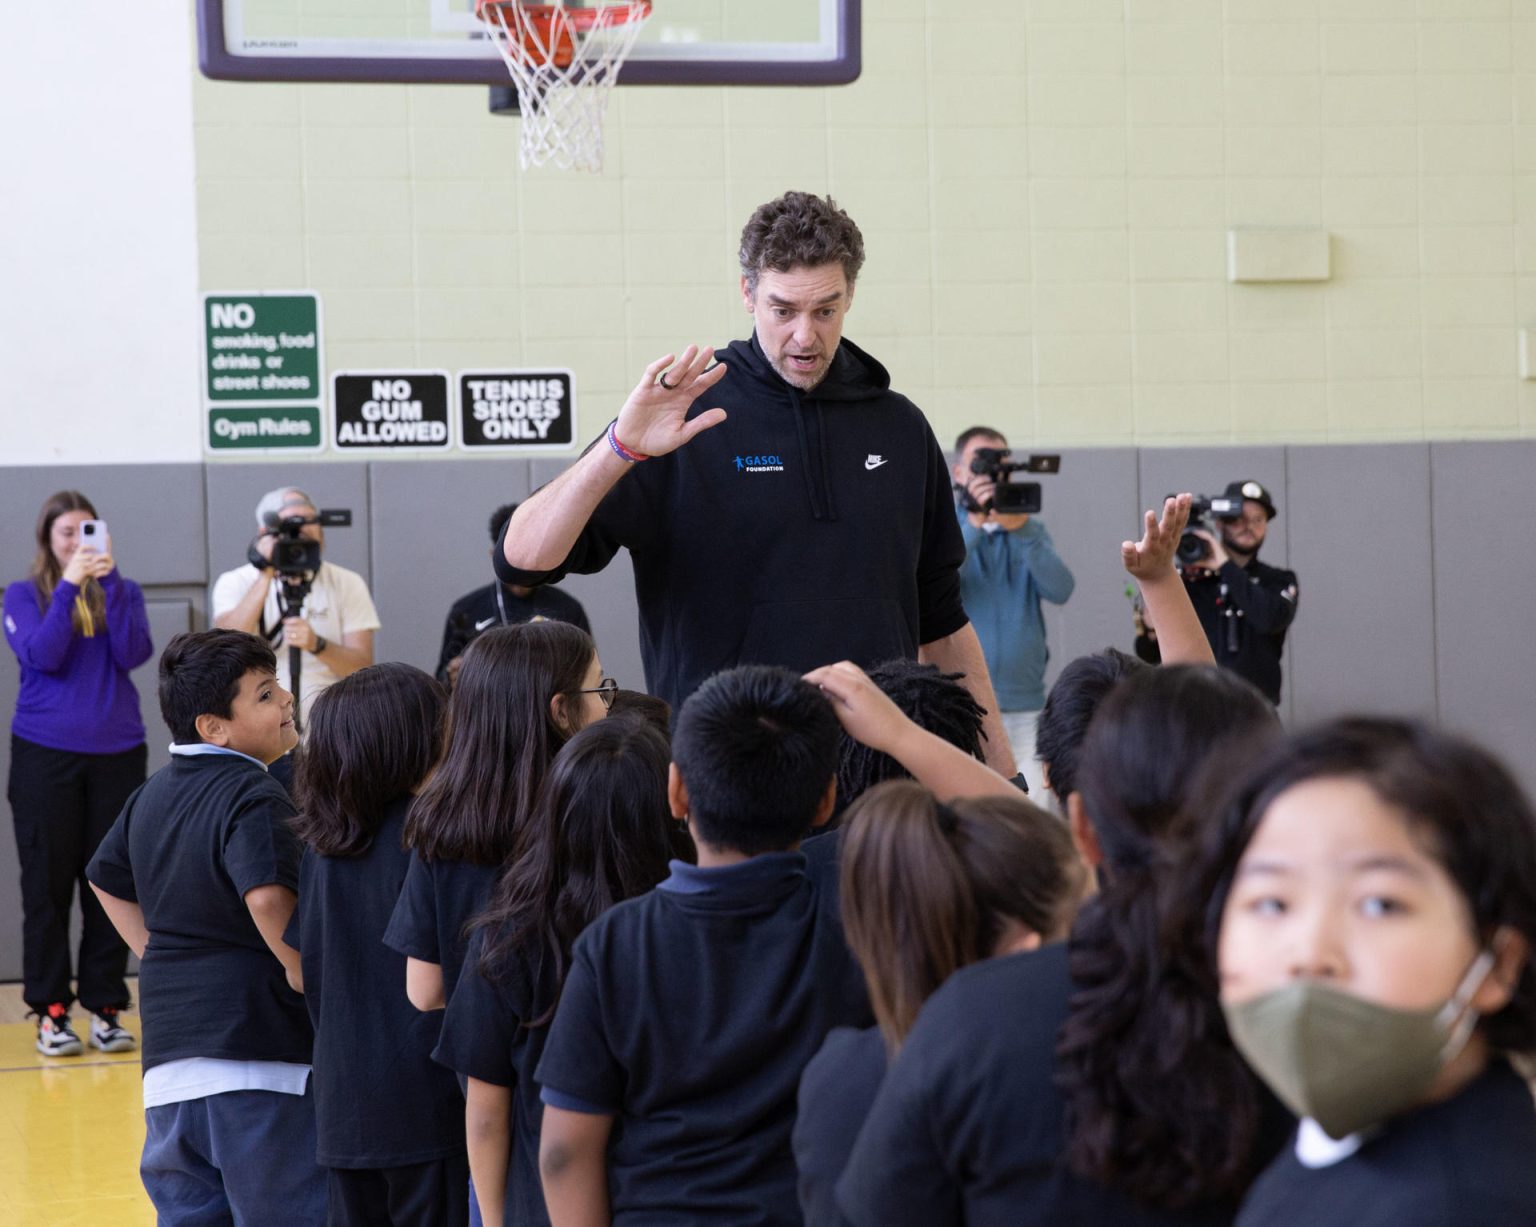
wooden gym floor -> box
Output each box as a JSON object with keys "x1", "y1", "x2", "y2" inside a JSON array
[{"x1": 0, "y1": 979, "x2": 153, "y2": 1225}]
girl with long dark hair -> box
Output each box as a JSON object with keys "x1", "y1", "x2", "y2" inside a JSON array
[
  {"x1": 1180, "y1": 719, "x2": 1536, "y2": 1225},
  {"x1": 838, "y1": 665, "x2": 1284, "y2": 1226},
  {"x1": 794, "y1": 782, "x2": 1083, "y2": 1226},
  {"x1": 432, "y1": 715, "x2": 692, "y2": 1227},
  {"x1": 289, "y1": 663, "x2": 468, "y2": 1226},
  {"x1": 5, "y1": 490, "x2": 153, "y2": 1055},
  {"x1": 384, "y1": 620, "x2": 608, "y2": 1014}
]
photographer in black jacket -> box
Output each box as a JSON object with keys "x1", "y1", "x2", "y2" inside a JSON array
[{"x1": 1135, "y1": 480, "x2": 1298, "y2": 705}]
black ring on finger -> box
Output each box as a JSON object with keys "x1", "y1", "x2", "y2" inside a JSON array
[{"x1": 657, "y1": 373, "x2": 678, "y2": 390}]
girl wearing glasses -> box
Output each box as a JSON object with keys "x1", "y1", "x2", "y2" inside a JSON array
[{"x1": 385, "y1": 621, "x2": 608, "y2": 1022}]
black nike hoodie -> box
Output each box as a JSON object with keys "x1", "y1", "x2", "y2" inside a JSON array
[{"x1": 495, "y1": 334, "x2": 968, "y2": 714}]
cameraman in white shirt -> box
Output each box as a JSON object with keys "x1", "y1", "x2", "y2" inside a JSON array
[{"x1": 211, "y1": 487, "x2": 380, "y2": 726}]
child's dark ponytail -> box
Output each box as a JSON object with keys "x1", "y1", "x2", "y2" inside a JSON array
[{"x1": 1054, "y1": 665, "x2": 1280, "y2": 1209}]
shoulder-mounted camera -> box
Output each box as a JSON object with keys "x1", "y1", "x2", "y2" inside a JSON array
[{"x1": 959, "y1": 449, "x2": 1062, "y2": 515}]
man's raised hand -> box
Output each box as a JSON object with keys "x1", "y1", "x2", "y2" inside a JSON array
[
  {"x1": 613, "y1": 346, "x2": 729, "y2": 458},
  {"x1": 1122, "y1": 493, "x2": 1191, "y2": 581}
]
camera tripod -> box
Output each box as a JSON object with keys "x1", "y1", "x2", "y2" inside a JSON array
[{"x1": 275, "y1": 572, "x2": 315, "y2": 736}]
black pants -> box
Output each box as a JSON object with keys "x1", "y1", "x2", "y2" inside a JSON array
[
  {"x1": 327, "y1": 1154, "x2": 470, "y2": 1227},
  {"x1": 8, "y1": 734, "x2": 146, "y2": 1015}
]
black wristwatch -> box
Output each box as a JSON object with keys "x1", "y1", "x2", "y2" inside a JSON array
[{"x1": 313, "y1": 635, "x2": 328, "y2": 655}]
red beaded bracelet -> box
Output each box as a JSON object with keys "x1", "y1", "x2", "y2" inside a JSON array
[{"x1": 607, "y1": 420, "x2": 650, "y2": 463}]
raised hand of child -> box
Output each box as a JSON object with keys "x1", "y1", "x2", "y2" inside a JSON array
[{"x1": 1122, "y1": 493, "x2": 1191, "y2": 581}]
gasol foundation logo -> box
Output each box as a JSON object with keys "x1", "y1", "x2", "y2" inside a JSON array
[{"x1": 734, "y1": 454, "x2": 785, "y2": 473}]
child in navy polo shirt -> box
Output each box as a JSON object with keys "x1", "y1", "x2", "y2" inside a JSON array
[
  {"x1": 535, "y1": 662, "x2": 1017, "y2": 1227},
  {"x1": 287, "y1": 663, "x2": 468, "y2": 1227},
  {"x1": 434, "y1": 715, "x2": 692, "y2": 1227},
  {"x1": 86, "y1": 629, "x2": 324, "y2": 1226},
  {"x1": 385, "y1": 621, "x2": 606, "y2": 1015}
]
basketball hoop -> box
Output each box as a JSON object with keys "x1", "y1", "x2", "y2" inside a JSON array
[{"x1": 475, "y1": 0, "x2": 652, "y2": 173}]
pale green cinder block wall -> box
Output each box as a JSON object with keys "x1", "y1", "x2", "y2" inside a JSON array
[{"x1": 193, "y1": 0, "x2": 1536, "y2": 452}]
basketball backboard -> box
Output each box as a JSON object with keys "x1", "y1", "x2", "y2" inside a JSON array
[{"x1": 197, "y1": 0, "x2": 860, "y2": 86}]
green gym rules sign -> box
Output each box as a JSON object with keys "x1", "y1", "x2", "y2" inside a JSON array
[{"x1": 202, "y1": 292, "x2": 325, "y2": 452}]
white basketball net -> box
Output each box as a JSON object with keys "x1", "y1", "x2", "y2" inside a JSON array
[{"x1": 477, "y1": 1, "x2": 652, "y2": 173}]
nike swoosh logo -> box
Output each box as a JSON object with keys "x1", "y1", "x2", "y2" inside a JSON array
[
  {"x1": 474, "y1": 617, "x2": 497, "y2": 631},
  {"x1": 865, "y1": 458, "x2": 889, "y2": 471}
]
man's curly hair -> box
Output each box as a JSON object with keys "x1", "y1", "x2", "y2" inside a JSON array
[{"x1": 739, "y1": 191, "x2": 866, "y2": 293}]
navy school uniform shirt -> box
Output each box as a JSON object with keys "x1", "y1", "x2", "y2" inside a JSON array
[
  {"x1": 383, "y1": 849, "x2": 500, "y2": 1009},
  {"x1": 285, "y1": 796, "x2": 466, "y2": 1169},
  {"x1": 794, "y1": 1025, "x2": 887, "y2": 1227},
  {"x1": 535, "y1": 847, "x2": 873, "y2": 1226},
  {"x1": 837, "y1": 942, "x2": 1235, "y2": 1227},
  {"x1": 433, "y1": 929, "x2": 561, "y2": 1227},
  {"x1": 84, "y1": 751, "x2": 312, "y2": 1070},
  {"x1": 1236, "y1": 1059, "x2": 1536, "y2": 1227}
]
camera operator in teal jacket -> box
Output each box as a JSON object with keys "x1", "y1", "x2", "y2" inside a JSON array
[{"x1": 951, "y1": 427, "x2": 1075, "y2": 798}]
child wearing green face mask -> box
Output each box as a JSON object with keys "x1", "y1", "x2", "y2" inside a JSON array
[{"x1": 1189, "y1": 718, "x2": 1536, "y2": 1227}]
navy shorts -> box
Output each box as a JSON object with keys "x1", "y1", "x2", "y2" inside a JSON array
[{"x1": 141, "y1": 1087, "x2": 325, "y2": 1226}]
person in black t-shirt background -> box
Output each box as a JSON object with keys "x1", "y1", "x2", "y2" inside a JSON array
[
  {"x1": 86, "y1": 629, "x2": 324, "y2": 1226},
  {"x1": 795, "y1": 783, "x2": 1083, "y2": 1227},
  {"x1": 433, "y1": 716, "x2": 693, "y2": 1227},
  {"x1": 287, "y1": 663, "x2": 469, "y2": 1227},
  {"x1": 435, "y1": 503, "x2": 591, "y2": 689},
  {"x1": 1177, "y1": 719, "x2": 1536, "y2": 1227},
  {"x1": 535, "y1": 661, "x2": 1019, "y2": 1227}
]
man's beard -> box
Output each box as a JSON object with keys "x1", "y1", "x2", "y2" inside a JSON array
[{"x1": 1223, "y1": 532, "x2": 1261, "y2": 559}]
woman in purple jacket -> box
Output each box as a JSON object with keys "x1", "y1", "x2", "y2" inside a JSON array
[{"x1": 5, "y1": 491, "x2": 153, "y2": 1057}]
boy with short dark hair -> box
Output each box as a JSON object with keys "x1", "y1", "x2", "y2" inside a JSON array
[
  {"x1": 86, "y1": 629, "x2": 325, "y2": 1225},
  {"x1": 536, "y1": 662, "x2": 1016, "y2": 1226},
  {"x1": 536, "y1": 664, "x2": 864, "y2": 1226}
]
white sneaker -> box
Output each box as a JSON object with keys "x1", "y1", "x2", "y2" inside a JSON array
[
  {"x1": 89, "y1": 1010, "x2": 137, "y2": 1053},
  {"x1": 36, "y1": 1007, "x2": 84, "y2": 1057}
]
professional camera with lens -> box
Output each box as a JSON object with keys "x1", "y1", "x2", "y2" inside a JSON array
[
  {"x1": 249, "y1": 508, "x2": 353, "y2": 578},
  {"x1": 1176, "y1": 494, "x2": 1244, "y2": 566},
  {"x1": 962, "y1": 449, "x2": 1062, "y2": 515}
]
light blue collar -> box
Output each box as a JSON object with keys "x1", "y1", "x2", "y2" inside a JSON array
[{"x1": 169, "y1": 743, "x2": 269, "y2": 772}]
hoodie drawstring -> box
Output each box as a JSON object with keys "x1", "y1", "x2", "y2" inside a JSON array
[{"x1": 788, "y1": 387, "x2": 838, "y2": 523}]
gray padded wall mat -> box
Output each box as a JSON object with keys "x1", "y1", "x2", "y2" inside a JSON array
[
  {"x1": 0, "y1": 465, "x2": 208, "y2": 588},
  {"x1": 1431, "y1": 440, "x2": 1536, "y2": 790},
  {"x1": 1031, "y1": 449, "x2": 1142, "y2": 692},
  {"x1": 368, "y1": 459, "x2": 533, "y2": 674},
  {"x1": 1287, "y1": 444, "x2": 1437, "y2": 726},
  {"x1": 3, "y1": 443, "x2": 1534, "y2": 981},
  {"x1": 529, "y1": 459, "x2": 646, "y2": 693}
]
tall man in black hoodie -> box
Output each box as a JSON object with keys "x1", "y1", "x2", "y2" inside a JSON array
[{"x1": 497, "y1": 191, "x2": 1018, "y2": 776}]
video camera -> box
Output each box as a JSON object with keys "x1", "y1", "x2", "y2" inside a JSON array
[
  {"x1": 961, "y1": 449, "x2": 1062, "y2": 515},
  {"x1": 1175, "y1": 494, "x2": 1244, "y2": 566},
  {"x1": 249, "y1": 509, "x2": 353, "y2": 579}
]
